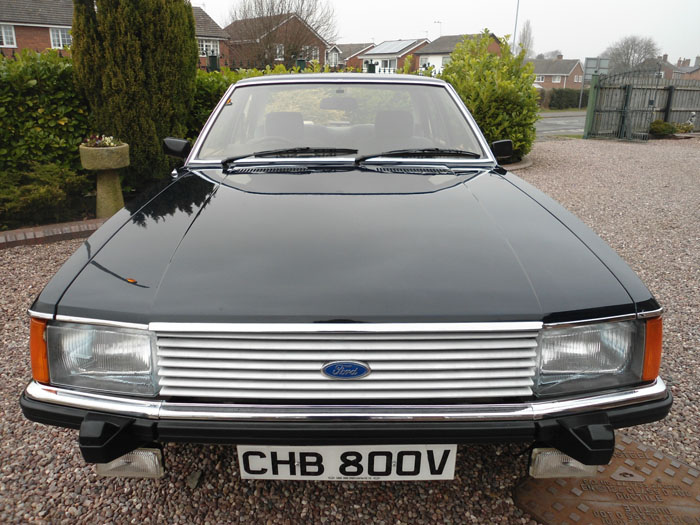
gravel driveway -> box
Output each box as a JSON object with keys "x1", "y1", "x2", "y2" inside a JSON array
[{"x1": 2, "y1": 138, "x2": 698, "y2": 524}]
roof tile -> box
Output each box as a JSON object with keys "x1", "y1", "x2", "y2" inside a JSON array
[
  {"x1": 0, "y1": 0, "x2": 73, "y2": 27},
  {"x1": 526, "y1": 58, "x2": 580, "y2": 75}
]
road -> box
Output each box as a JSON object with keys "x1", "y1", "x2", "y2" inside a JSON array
[{"x1": 535, "y1": 110, "x2": 586, "y2": 139}]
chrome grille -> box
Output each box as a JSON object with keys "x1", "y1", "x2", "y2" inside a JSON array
[{"x1": 153, "y1": 323, "x2": 541, "y2": 400}]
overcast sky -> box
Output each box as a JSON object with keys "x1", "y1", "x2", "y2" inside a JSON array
[{"x1": 194, "y1": 0, "x2": 700, "y2": 62}]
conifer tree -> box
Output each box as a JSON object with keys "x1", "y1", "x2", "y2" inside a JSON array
[{"x1": 73, "y1": 0, "x2": 198, "y2": 191}]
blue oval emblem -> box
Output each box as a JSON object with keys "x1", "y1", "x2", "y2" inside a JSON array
[{"x1": 322, "y1": 361, "x2": 371, "y2": 380}]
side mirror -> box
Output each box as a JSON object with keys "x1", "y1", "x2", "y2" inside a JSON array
[
  {"x1": 163, "y1": 137, "x2": 192, "y2": 159},
  {"x1": 490, "y1": 140, "x2": 513, "y2": 161}
]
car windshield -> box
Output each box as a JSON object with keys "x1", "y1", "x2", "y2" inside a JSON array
[{"x1": 195, "y1": 82, "x2": 485, "y2": 161}]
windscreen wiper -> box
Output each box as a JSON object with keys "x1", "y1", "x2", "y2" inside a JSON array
[
  {"x1": 222, "y1": 147, "x2": 358, "y2": 168},
  {"x1": 355, "y1": 148, "x2": 481, "y2": 164}
]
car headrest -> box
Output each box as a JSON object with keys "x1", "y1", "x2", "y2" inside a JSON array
[
  {"x1": 375, "y1": 110, "x2": 414, "y2": 139},
  {"x1": 265, "y1": 112, "x2": 304, "y2": 140}
]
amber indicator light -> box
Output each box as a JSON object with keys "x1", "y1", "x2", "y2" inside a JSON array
[
  {"x1": 642, "y1": 317, "x2": 663, "y2": 381},
  {"x1": 29, "y1": 318, "x2": 50, "y2": 384}
]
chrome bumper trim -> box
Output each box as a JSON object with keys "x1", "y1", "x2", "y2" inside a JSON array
[
  {"x1": 24, "y1": 378, "x2": 668, "y2": 422},
  {"x1": 637, "y1": 307, "x2": 664, "y2": 319}
]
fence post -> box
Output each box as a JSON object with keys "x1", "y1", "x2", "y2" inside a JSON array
[
  {"x1": 583, "y1": 74, "x2": 599, "y2": 139},
  {"x1": 619, "y1": 84, "x2": 633, "y2": 139},
  {"x1": 663, "y1": 85, "x2": 675, "y2": 122}
]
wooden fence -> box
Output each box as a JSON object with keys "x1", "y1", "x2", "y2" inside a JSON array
[{"x1": 584, "y1": 70, "x2": 700, "y2": 141}]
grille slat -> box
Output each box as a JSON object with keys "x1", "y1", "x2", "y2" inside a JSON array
[
  {"x1": 160, "y1": 377, "x2": 534, "y2": 390},
  {"x1": 156, "y1": 330, "x2": 538, "y2": 340},
  {"x1": 158, "y1": 367, "x2": 536, "y2": 381},
  {"x1": 155, "y1": 324, "x2": 540, "y2": 400},
  {"x1": 154, "y1": 387, "x2": 535, "y2": 399},
  {"x1": 157, "y1": 357, "x2": 536, "y2": 371},
  {"x1": 157, "y1": 338, "x2": 536, "y2": 351},
  {"x1": 157, "y1": 349, "x2": 536, "y2": 361}
]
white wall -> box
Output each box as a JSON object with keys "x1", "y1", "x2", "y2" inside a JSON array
[{"x1": 417, "y1": 54, "x2": 450, "y2": 74}]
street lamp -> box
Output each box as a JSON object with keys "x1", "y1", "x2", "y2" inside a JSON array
[{"x1": 512, "y1": 0, "x2": 520, "y2": 48}]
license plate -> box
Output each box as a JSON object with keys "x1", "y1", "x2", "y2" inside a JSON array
[{"x1": 237, "y1": 444, "x2": 457, "y2": 481}]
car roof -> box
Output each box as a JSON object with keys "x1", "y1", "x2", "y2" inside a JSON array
[{"x1": 235, "y1": 73, "x2": 447, "y2": 86}]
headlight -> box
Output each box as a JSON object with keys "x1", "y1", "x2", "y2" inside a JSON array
[
  {"x1": 46, "y1": 322, "x2": 157, "y2": 396},
  {"x1": 534, "y1": 320, "x2": 646, "y2": 397}
]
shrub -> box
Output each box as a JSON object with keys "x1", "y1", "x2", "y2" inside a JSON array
[
  {"x1": 649, "y1": 119, "x2": 675, "y2": 136},
  {"x1": 72, "y1": 0, "x2": 199, "y2": 192},
  {"x1": 674, "y1": 122, "x2": 694, "y2": 133},
  {"x1": 0, "y1": 50, "x2": 89, "y2": 173},
  {"x1": 0, "y1": 163, "x2": 91, "y2": 230},
  {"x1": 440, "y1": 30, "x2": 539, "y2": 160},
  {"x1": 549, "y1": 88, "x2": 588, "y2": 109}
]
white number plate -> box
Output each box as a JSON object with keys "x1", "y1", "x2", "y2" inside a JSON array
[{"x1": 237, "y1": 444, "x2": 457, "y2": 481}]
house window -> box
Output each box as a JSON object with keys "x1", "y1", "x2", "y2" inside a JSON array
[
  {"x1": 301, "y1": 45, "x2": 319, "y2": 61},
  {"x1": 327, "y1": 50, "x2": 338, "y2": 67},
  {"x1": 552, "y1": 75, "x2": 562, "y2": 83},
  {"x1": 419, "y1": 56, "x2": 429, "y2": 68},
  {"x1": 275, "y1": 43, "x2": 284, "y2": 60},
  {"x1": 50, "y1": 27, "x2": 72, "y2": 49},
  {"x1": 441, "y1": 56, "x2": 451, "y2": 67},
  {"x1": 0, "y1": 24, "x2": 16, "y2": 47},
  {"x1": 535, "y1": 75, "x2": 544, "y2": 82},
  {"x1": 574, "y1": 75, "x2": 582, "y2": 83},
  {"x1": 381, "y1": 59, "x2": 396, "y2": 69},
  {"x1": 198, "y1": 39, "x2": 219, "y2": 57}
]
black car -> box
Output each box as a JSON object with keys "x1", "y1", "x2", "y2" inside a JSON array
[{"x1": 21, "y1": 74, "x2": 670, "y2": 481}]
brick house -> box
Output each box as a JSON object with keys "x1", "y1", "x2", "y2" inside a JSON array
[
  {"x1": 0, "y1": 0, "x2": 74, "y2": 58},
  {"x1": 336, "y1": 43, "x2": 374, "y2": 70},
  {"x1": 225, "y1": 13, "x2": 329, "y2": 69},
  {"x1": 677, "y1": 56, "x2": 700, "y2": 80},
  {"x1": 413, "y1": 34, "x2": 501, "y2": 75},
  {"x1": 638, "y1": 54, "x2": 685, "y2": 80},
  {"x1": 0, "y1": 1, "x2": 230, "y2": 70},
  {"x1": 527, "y1": 56, "x2": 584, "y2": 90},
  {"x1": 357, "y1": 39, "x2": 429, "y2": 73},
  {"x1": 191, "y1": 7, "x2": 231, "y2": 70}
]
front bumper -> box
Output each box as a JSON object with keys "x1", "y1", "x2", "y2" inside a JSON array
[{"x1": 20, "y1": 379, "x2": 672, "y2": 466}]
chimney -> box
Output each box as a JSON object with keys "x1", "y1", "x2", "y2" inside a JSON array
[
  {"x1": 696, "y1": 56, "x2": 700, "y2": 67},
  {"x1": 677, "y1": 58, "x2": 683, "y2": 67},
  {"x1": 662, "y1": 53, "x2": 668, "y2": 62},
  {"x1": 683, "y1": 58, "x2": 691, "y2": 67},
  {"x1": 556, "y1": 54, "x2": 563, "y2": 60}
]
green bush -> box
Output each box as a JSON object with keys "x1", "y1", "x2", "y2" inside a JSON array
[
  {"x1": 674, "y1": 122, "x2": 694, "y2": 133},
  {"x1": 0, "y1": 163, "x2": 91, "y2": 230},
  {"x1": 649, "y1": 119, "x2": 675, "y2": 136},
  {"x1": 549, "y1": 88, "x2": 588, "y2": 109},
  {"x1": 0, "y1": 50, "x2": 89, "y2": 173},
  {"x1": 440, "y1": 30, "x2": 539, "y2": 160}
]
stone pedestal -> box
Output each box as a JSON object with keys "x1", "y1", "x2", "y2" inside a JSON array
[{"x1": 79, "y1": 143, "x2": 129, "y2": 219}]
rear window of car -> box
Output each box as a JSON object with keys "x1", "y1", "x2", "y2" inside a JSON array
[{"x1": 196, "y1": 82, "x2": 484, "y2": 160}]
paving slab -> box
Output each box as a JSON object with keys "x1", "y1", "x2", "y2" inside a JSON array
[
  {"x1": 514, "y1": 436, "x2": 700, "y2": 524},
  {"x1": 0, "y1": 218, "x2": 105, "y2": 250}
]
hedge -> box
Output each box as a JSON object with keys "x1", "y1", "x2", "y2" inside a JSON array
[
  {"x1": 0, "y1": 50, "x2": 89, "y2": 173},
  {"x1": 549, "y1": 88, "x2": 588, "y2": 109},
  {"x1": 0, "y1": 51, "x2": 92, "y2": 230}
]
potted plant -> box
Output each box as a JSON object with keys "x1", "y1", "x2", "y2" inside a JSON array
[{"x1": 79, "y1": 135, "x2": 129, "y2": 218}]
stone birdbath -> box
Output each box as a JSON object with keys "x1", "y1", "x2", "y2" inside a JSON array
[{"x1": 79, "y1": 136, "x2": 129, "y2": 218}]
